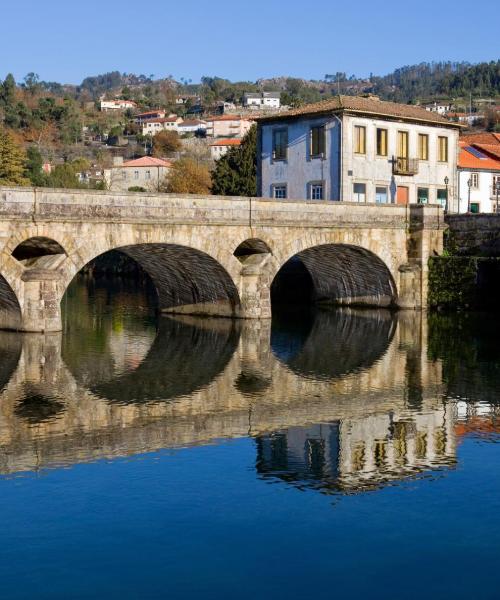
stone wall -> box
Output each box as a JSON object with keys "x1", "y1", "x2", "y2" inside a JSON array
[{"x1": 445, "y1": 214, "x2": 500, "y2": 256}]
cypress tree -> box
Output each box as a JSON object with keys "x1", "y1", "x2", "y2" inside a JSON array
[{"x1": 211, "y1": 125, "x2": 257, "y2": 196}]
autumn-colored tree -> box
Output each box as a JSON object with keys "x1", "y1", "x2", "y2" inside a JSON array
[
  {"x1": 161, "y1": 158, "x2": 211, "y2": 194},
  {"x1": 152, "y1": 130, "x2": 181, "y2": 157},
  {"x1": 0, "y1": 128, "x2": 30, "y2": 186}
]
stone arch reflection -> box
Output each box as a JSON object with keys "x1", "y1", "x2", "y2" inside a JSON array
[
  {"x1": 271, "y1": 308, "x2": 397, "y2": 381},
  {"x1": 64, "y1": 316, "x2": 241, "y2": 404},
  {"x1": 0, "y1": 331, "x2": 23, "y2": 392}
]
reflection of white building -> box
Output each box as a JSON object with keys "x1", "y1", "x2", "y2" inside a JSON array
[
  {"x1": 257, "y1": 405, "x2": 456, "y2": 494},
  {"x1": 108, "y1": 327, "x2": 156, "y2": 376}
]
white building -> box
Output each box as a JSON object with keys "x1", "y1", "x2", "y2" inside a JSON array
[
  {"x1": 457, "y1": 142, "x2": 500, "y2": 213},
  {"x1": 134, "y1": 109, "x2": 167, "y2": 124},
  {"x1": 244, "y1": 92, "x2": 281, "y2": 110},
  {"x1": 100, "y1": 99, "x2": 137, "y2": 112},
  {"x1": 205, "y1": 115, "x2": 253, "y2": 138},
  {"x1": 104, "y1": 156, "x2": 172, "y2": 192},
  {"x1": 210, "y1": 138, "x2": 242, "y2": 160},
  {"x1": 424, "y1": 101, "x2": 452, "y2": 115},
  {"x1": 142, "y1": 116, "x2": 183, "y2": 137},
  {"x1": 257, "y1": 95, "x2": 460, "y2": 206},
  {"x1": 177, "y1": 119, "x2": 207, "y2": 136}
]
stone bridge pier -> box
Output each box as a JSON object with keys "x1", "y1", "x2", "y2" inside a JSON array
[{"x1": 0, "y1": 187, "x2": 445, "y2": 332}]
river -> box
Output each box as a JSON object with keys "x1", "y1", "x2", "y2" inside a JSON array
[{"x1": 0, "y1": 272, "x2": 499, "y2": 599}]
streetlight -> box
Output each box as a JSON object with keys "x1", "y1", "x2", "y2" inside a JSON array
[
  {"x1": 444, "y1": 176, "x2": 449, "y2": 213},
  {"x1": 467, "y1": 178, "x2": 472, "y2": 213}
]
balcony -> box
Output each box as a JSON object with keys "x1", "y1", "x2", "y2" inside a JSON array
[{"x1": 393, "y1": 157, "x2": 419, "y2": 176}]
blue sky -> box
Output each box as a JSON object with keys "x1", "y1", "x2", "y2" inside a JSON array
[{"x1": 1, "y1": 0, "x2": 498, "y2": 84}]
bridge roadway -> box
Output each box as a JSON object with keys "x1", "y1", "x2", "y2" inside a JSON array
[
  {"x1": 0, "y1": 186, "x2": 445, "y2": 332},
  {"x1": 0, "y1": 311, "x2": 456, "y2": 492}
]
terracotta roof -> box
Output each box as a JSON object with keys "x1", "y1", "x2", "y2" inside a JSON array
[
  {"x1": 135, "y1": 110, "x2": 166, "y2": 117},
  {"x1": 255, "y1": 95, "x2": 461, "y2": 127},
  {"x1": 206, "y1": 115, "x2": 248, "y2": 122},
  {"x1": 178, "y1": 119, "x2": 206, "y2": 127},
  {"x1": 473, "y1": 143, "x2": 500, "y2": 161},
  {"x1": 461, "y1": 132, "x2": 500, "y2": 145},
  {"x1": 210, "y1": 138, "x2": 242, "y2": 147},
  {"x1": 458, "y1": 142, "x2": 500, "y2": 171},
  {"x1": 122, "y1": 157, "x2": 172, "y2": 168}
]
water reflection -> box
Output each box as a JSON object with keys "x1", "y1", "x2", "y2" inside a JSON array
[{"x1": 0, "y1": 275, "x2": 499, "y2": 497}]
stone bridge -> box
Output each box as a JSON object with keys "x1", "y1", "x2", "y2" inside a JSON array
[{"x1": 0, "y1": 187, "x2": 445, "y2": 332}]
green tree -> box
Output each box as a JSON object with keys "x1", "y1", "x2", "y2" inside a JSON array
[
  {"x1": 45, "y1": 163, "x2": 82, "y2": 189},
  {"x1": 211, "y1": 125, "x2": 257, "y2": 196},
  {"x1": 0, "y1": 129, "x2": 30, "y2": 186},
  {"x1": 25, "y1": 146, "x2": 47, "y2": 185}
]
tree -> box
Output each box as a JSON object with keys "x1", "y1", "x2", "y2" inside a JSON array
[
  {"x1": 0, "y1": 129, "x2": 30, "y2": 186},
  {"x1": 162, "y1": 158, "x2": 211, "y2": 194},
  {"x1": 25, "y1": 145, "x2": 46, "y2": 185},
  {"x1": 211, "y1": 125, "x2": 257, "y2": 196},
  {"x1": 45, "y1": 163, "x2": 82, "y2": 189},
  {"x1": 152, "y1": 129, "x2": 181, "y2": 156}
]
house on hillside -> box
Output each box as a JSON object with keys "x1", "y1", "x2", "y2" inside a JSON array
[
  {"x1": 142, "y1": 116, "x2": 183, "y2": 136},
  {"x1": 100, "y1": 99, "x2": 137, "y2": 112},
  {"x1": 244, "y1": 92, "x2": 281, "y2": 110},
  {"x1": 134, "y1": 109, "x2": 167, "y2": 124},
  {"x1": 210, "y1": 138, "x2": 241, "y2": 159},
  {"x1": 457, "y1": 141, "x2": 500, "y2": 213},
  {"x1": 423, "y1": 101, "x2": 452, "y2": 115},
  {"x1": 205, "y1": 115, "x2": 253, "y2": 138},
  {"x1": 256, "y1": 95, "x2": 461, "y2": 207},
  {"x1": 177, "y1": 119, "x2": 207, "y2": 136},
  {"x1": 104, "y1": 156, "x2": 172, "y2": 192}
]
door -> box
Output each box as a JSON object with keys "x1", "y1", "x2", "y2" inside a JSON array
[{"x1": 397, "y1": 186, "x2": 409, "y2": 205}]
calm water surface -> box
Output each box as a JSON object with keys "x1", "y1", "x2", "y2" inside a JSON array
[{"x1": 1, "y1": 275, "x2": 500, "y2": 599}]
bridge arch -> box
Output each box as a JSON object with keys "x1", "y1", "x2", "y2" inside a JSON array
[{"x1": 271, "y1": 242, "x2": 398, "y2": 309}]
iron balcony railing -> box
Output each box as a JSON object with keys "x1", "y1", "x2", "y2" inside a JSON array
[{"x1": 393, "y1": 157, "x2": 419, "y2": 176}]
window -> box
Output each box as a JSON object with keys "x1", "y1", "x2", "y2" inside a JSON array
[
  {"x1": 417, "y1": 188, "x2": 429, "y2": 204},
  {"x1": 122, "y1": 171, "x2": 127, "y2": 180},
  {"x1": 470, "y1": 202, "x2": 480, "y2": 214},
  {"x1": 397, "y1": 131, "x2": 409, "y2": 159},
  {"x1": 309, "y1": 183, "x2": 324, "y2": 200},
  {"x1": 353, "y1": 183, "x2": 366, "y2": 202},
  {"x1": 272, "y1": 185, "x2": 287, "y2": 199},
  {"x1": 272, "y1": 128, "x2": 288, "y2": 160},
  {"x1": 493, "y1": 175, "x2": 500, "y2": 191},
  {"x1": 310, "y1": 125, "x2": 326, "y2": 157},
  {"x1": 145, "y1": 170, "x2": 151, "y2": 180},
  {"x1": 134, "y1": 170, "x2": 139, "y2": 180},
  {"x1": 354, "y1": 126, "x2": 366, "y2": 154},
  {"x1": 418, "y1": 134, "x2": 429, "y2": 160},
  {"x1": 376, "y1": 128, "x2": 387, "y2": 156},
  {"x1": 437, "y1": 188, "x2": 447, "y2": 208},
  {"x1": 470, "y1": 172, "x2": 479, "y2": 189},
  {"x1": 375, "y1": 186, "x2": 388, "y2": 203},
  {"x1": 438, "y1": 136, "x2": 448, "y2": 162}
]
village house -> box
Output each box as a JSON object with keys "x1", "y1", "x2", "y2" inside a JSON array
[
  {"x1": 134, "y1": 109, "x2": 167, "y2": 125},
  {"x1": 256, "y1": 95, "x2": 460, "y2": 206},
  {"x1": 244, "y1": 92, "x2": 281, "y2": 110},
  {"x1": 447, "y1": 112, "x2": 484, "y2": 126},
  {"x1": 205, "y1": 115, "x2": 253, "y2": 138},
  {"x1": 210, "y1": 138, "x2": 241, "y2": 159},
  {"x1": 177, "y1": 119, "x2": 207, "y2": 136},
  {"x1": 100, "y1": 99, "x2": 138, "y2": 112},
  {"x1": 423, "y1": 101, "x2": 452, "y2": 115},
  {"x1": 142, "y1": 116, "x2": 183, "y2": 137},
  {"x1": 457, "y1": 137, "x2": 500, "y2": 213},
  {"x1": 104, "y1": 156, "x2": 172, "y2": 192}
]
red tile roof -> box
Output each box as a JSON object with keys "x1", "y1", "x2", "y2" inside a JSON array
[
  {"x1": 256, "y1": 95, "x2": 461, "y2": 128},
  {"x1": 458, "y1": 142, "x2": 500, "y2": 171},
  {"x1": 144, "y1": 117, "x2": 181, "y2": 124},
  {"x1": 461, "y1": 132, "x2": 500, "y2": 145},
  {"x1": 210, "y1": 138, "x2": 242, "y2": 147},
  {"x1": 206, "y1": 115, "x2": 248, "y2": 122},
  {"x1": 473, "y1": 143, "x2": 500, "y2": 161},
  {"x1": 122, "y1": 157, "x2": 172, "y2": 168}
]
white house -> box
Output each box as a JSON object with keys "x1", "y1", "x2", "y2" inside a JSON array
[
  {"x1": 177, "y1": 119, "x2": 207, "y2": 136},
  {"x1": 104, "y1": 156, "x2": 172, "y2": 192},
  {"x1": 210, "y1": 138, "x2": 241, "y2": 160},
  {"x1": 142, "y1": 116, "x2": 183, "y2": 137},
  {"x1": 244, "y1": 92, "x2": 281, "y2": 110},
  {"x1": 134, "y1": 109, "x2": 167, "y2": 124},
  {"x1": 457, "y1": 142, "x2": 500, "y2": 213},
  {"x1": 424, "y1": 101, "x2": 452, "y2": 115},
  {"x1": 257, "y1": 95, "x2": 460, "y2": 206},
  {"x1": 100, "y1": 99, "x2": 137, "y2": 112}
]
